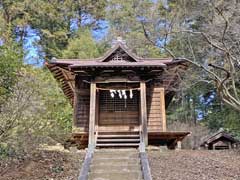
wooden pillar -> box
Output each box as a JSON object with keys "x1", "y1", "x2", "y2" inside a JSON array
[
  {"x1": 213, "y1": 144, "x2": 216, "y2": 150},
  {"x1": 159, "y1": 88, "x2": 167, "y2": 132},
  {"x1": 95, "y1": 91, "x2": 99, "y2": 134},
  {"x1": 177, "y1": 140, "x2": 182, "y2": 150},
  {"x1": 88, "y1": 81, "x2": 96, "y2": 146},
  {"x1": 140, "y1": 81, "x2": 148, "y2": 146}
]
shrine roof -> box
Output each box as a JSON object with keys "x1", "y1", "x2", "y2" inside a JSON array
[
  {"x1": 48, "y1": 42, "x2": 186, "y2": 69},
  {"x1": 46, "y1": 40, "x2": 189, "y2": 104},
  {"x1": 201, "y1": 129, "x2": 239, "y2": 146}
]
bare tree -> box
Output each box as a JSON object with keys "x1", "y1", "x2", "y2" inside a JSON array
[{"x1": 141, "y1": 0, "x2": 240, "y2": 112}]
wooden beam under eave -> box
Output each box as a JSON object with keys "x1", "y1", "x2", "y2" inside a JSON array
[
  {"x1": 62, "y1": 83, "x2": 71, "y2": 90},
  {"x1": 54, "y1": 71, "x2": 63, "y2": 76},
  {"x1": 62, "y1": 85, "x2": 70, "y2": 92},
  {"x1": 60, "y1": 68, "x2": 75, "y2": 93},
  {"x1": 140, "y1": 81, "x2": 148, "y2": 146},
  {"x1": 62, "y1": 87, "x2": 71, "y2": 93},
  {"x1": 50, "y1": 68, "x2": 60, "y2": 73},
  {"x1": 54, "y1": 74, "x2": 64, "y2": 80},
  {"x1": 64, "y1": 90, "x2": 73, "y2": 96},
  {"x1": 88, "y1": 81, "x2": 96, "y2": 146},
  {"x1": 48, "y1": 65, "x2": 58, "y2": 71}
]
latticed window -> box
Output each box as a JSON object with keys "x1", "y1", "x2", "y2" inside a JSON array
[
  {"x1": 99, "y1": 90, "x2": 139, "y2": 112},
  {"x1": 106, "y1": 48, "x2": 135, "y2": 62},
  {"x1": 111, "y1": 51, "x2": 126, "y2": 61}
]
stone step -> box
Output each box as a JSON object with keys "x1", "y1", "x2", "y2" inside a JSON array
[
  {"x1": 92, "y1": 157, "x2": 140, "y2": 164},
  {"x1": 90, "y1": 168, "x2": 141, "y2": 174},
  {"x1": 93, "y1": 152, "x2": 139, "y2": 159},
  {"x1": 88, "y1": 172, "x2": 143, "y2": 180},
  {"x1": 90, "y1": 164, "x2": 141, "y2": 173},
  {"x1": 88, "y1": 148, "x2": 143, "y2": 180},
  {"x1": 92, "y1": 160, "x2": 140, "y2": 167}
]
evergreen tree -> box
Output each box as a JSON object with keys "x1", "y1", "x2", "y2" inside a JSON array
[{"x1": 62, "y1": 29, "x2": 101, "y2": 59}]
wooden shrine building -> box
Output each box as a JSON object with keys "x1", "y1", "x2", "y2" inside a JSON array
[
  {"x1": 200, "y1": 129, "x2": 239, "y2": 150},
  {"x1": 46, "y1": 38, "x2": 190, "y2": 149}
]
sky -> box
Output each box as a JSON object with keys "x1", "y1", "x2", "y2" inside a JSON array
[{"x1": 23, "y1": 27, "x2": 43, "y2": 66}]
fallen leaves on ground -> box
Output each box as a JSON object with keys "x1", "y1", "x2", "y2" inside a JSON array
[{"x1": 149, "y1": 150, "x2": 240, "y2": 180}]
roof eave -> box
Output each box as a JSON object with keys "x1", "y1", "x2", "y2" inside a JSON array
[{"x1": 69, "y1": 64, "x2": 167, "y2": 70}]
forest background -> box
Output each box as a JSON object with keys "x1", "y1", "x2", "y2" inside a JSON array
[{"x1": 0, "y1": 0, "x2": 239, "y2": 156}]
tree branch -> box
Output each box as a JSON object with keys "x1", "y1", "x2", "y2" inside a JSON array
[{"x1": 141, "y1": 21, "x2": 176, "y2": 58}]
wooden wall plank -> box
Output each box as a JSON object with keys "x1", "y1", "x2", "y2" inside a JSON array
[
  {"x1": 74, "y1": 76, "x2": 90, "y2": 134},
  {"x1": 159, "y1": 88, "x2": 167, "y2": 132},
  {"x1": 73, "y1": 75, "x2": 80, "y2": 128},
  {"x1": 146, "y1": 86, "x2": 166, "y2": 132}
]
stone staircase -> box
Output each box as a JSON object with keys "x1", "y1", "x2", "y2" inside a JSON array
[{"x1": 88, "y1": 148, "x2": 143, "y2": 180}]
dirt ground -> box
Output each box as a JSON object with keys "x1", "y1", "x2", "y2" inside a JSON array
[
  {"x1": 0, "y1": 145, "x2": 85, "y2": 180},
  {"x1": 149, "y1": 150, "x2": 240, "y2": 180},
  {"x1": 1, "y1": 147, "x2": 240, "y2": 180}
]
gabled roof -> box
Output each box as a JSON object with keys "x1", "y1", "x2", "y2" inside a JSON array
[
  {"x1": 99, "y1": 42, "x2": 139, "y2": 62},
  {"x1": 46, "y1": 40, "x2": 189, "y2": 104},
  {"x1": 50, "y1": 41, "x2": 177, "y2": 65},
  {"x1": 201, "y1": 129, "x2": 239, "y2": 145}
]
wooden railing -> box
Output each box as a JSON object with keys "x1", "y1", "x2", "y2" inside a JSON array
[
  {"x1": 78, "y1": 144, "x2": 95, "y2": 180},
  {"x1": 139, "y1": 133, "x2": 152, "y2": 180}
]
